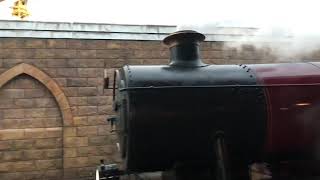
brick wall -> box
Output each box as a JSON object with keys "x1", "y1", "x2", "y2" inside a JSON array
[
  {"x1": 0, "y1": 38, "x2": 320, "y2": 180},
  {"x1": 0, "y1": 75, "x2": 63, "y2": 180}
]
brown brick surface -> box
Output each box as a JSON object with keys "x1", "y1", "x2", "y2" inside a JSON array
[
  {"x1": 64, "y1": 157, "x2": 88, "y2": 168},
  {"x1": 64, "y1": 137, "x2": 88, "y2": 147},
  {"x1": 47, "y1": 39, "x2": 67, "y2": 49},
  {"x1": 78, "y1": 87, "x2": 98, "y2": 96}
]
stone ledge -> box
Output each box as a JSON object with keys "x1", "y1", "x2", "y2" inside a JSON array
[{"x1": 0, "y1": 20, "x2": 258, "y2": 41}]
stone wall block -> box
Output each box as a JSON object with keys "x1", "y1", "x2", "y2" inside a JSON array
[
  {"x1": 69, "y1": 97, "x2": 87, "y2": 106},
  {"x1": 0, "y1": 141, "x2": 11, "y2": 150},
  {"x1": 34, "y1": 98, "x2": 56, "y2": 108},
  {"x1": 35, "y1": 138, "x2": 62, "y2": 149},
  {"x1": 73, "y1": 116, "x2": 88, "y2": 126},
  {"x1": 78, "y1": 87, "x2": 98, "y2": 96},
  {"x1": 12, "y1": 139, "x2": 35, "y2": 150},
  {"x1": 64, "y1": 137, "x2": 88, "y2": 147},
  {"x1": 76, "y1": 50, "x2": 97, "y2": 59},
  {"x1": 56, "y1": 68, "x2": 78, "y2": 77},
  {"x1": 1, "y1": 89, "x2": 24, "y2": 98},
  {"x1": 24, "y1": 39, "x2": 46, "y2": 48},
  {"x1": 67, "y1": 59, "x2": 104, "y2": 68},
  {"x1": 3, "y1": 109, "x2": 24, "y2": 119},
  {"x1": 67, "y1": 78, "x2": 88, "y2": 87},
  {"x1": 2, "y1": 151, "x2": 23, "y2": 161},
  {"x1": 0, "y1": 129, "x2": 25, "y2": 140},
  {"x1": 64, "y1": 127, "x2": 77, "y2": 137},
  {"x1": 77, "y1": 126, "x2": 98, "y2": 136},
  {"x1": 14, "y1": 99, "x2": 34, "y2": 108},
  {"x1": 64, "y1": 157, "x2": 89, "y2": 168},
  {"x1": 47, "y1": 39, "x2": 67, "y2": 49},
  {"x1": 67, "y1": 39, "x2": 84, "y2": 49},
  {"x1": 88, "y1": 136, "x2": 109, "y2": 146},
  {"x1": 24, "y1": 89, "x2": 45, "y2": 98},
  {"x1": 88, "y1": 115, "x2": 108, "y2": 125},
  {"x1": 64, "y1": 148, "x2": 77, "y2": 158},
  {"x1": 35, "y1": 159, "x2": 62, "y2": 170},
  {"x1": 84, "y1": 40, "x2": 106, "y2": 49},
  {"x1": 78, "y1": 68, "x2": 103, "y2": 77},
  {"x1": 77, "y1": 106, "x2": 97, "y2": 116}
]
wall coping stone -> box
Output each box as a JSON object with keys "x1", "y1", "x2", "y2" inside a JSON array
[{"x1": 0, "y1": 20, "x2": 259, "y2": 41}]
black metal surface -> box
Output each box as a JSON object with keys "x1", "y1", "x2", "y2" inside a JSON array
[
  {"x1": 110, "y1": 30, "x2": 268, "y2": 176},
  {"x1": 114, "y1": 64, "x2": 267, "y2": 172},
  {"x1": 163, "y1": 30, "x2": 207, "y2": 67},
  {"x1": 214, "y1": 132, "x2": 229, "y2": 180}
]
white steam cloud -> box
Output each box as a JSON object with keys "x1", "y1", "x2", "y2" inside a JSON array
[{"x1": 177, "y1": 0, "x2": 320, "y2": 61}]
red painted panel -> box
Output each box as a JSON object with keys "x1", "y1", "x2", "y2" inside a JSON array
[{"x1": 251, "y1": 63, "x2": 320, "y2": 156}]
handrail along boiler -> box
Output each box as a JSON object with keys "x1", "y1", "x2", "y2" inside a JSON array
[{"x1": 97, "y1": 30, "x2": 320, "y2": 180}]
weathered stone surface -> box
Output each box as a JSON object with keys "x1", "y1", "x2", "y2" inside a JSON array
[
  {"x1": 43, "y1": 117, "x2": 62, "y2": 127},
  {"x1": 78, "y1": 87, "x2": 98, "y2": 96},
  {"x1": 84, "y1": 40, "x2": 106, "y2": 49},
  {"x1": 24, "y1": 39, "x2": 46, "y2": 48},
  {"x1": 24, "y1": 89, "x2": 45, "y2": 98},
  {"x1": 24, "y1": 128, "x2": 47, "y2": 138},
  {"x1": 69, "y1": 97, "x2": 87, "y2": 106},
  {"x1": 35, "y1": 138, "x2": 62, "y2": 149},
  {"x1": 12, "y1": 139, "x2": 35, "y2": 150},
  {"x1": 77, "y1": 106, "x2": 97, "y2": 116},
  {"x1": 34, "y1": 98, "x2": 56, "y2": 107},
  {"x1": 0, "y1": 129, "x2": 25, "y2": 140},
  {"x1": 0, "y1": 89, "x2": 24, "y2": 98},
  {"x1": 87, "y1": 96, "x2": 110, "y2": 106},
  {"x1": 64, "y1": 137, "x2": 88, "y2": 147},
  {"x1": 98, "y1": 105, "x2": 113, "y2": 115},
  {"x1": 77, "y1": 126, "x2": 98, "y2": 136},
  {"x1": 2, "y1": 151, "x2": 23, "y2": 161},
  {"x1": 13, "y1": 161, "x2": 36, "y2": 172},
  {"x1": 53, "y1": 78, "x2": 67, "y2": 87},
  {"x1": 20, "y1": 118, "x2": 44, "y2": 128},
  {"x1": 35, "y1": 159, "x2": 62, "y2": 170},
  {"x1": 56, "y1": 68, "x2": 78, "y2": 77},
  {"x1": 0, "y1": 141, "x2": 11, "y2": 150},
  {"x1": 47, "y1": 59, "x2": 68, "y2": 69},
  {"x1": 64, "y1": 127, "x2": 77, "y2": 137},
  {"x1": 64, "y1": 157, "x2": 88, "y2": 168},
  {"x1": 47, "y1": 39, "x2": 67, "y2": 49},
  {"x1": 87, "y1": 115, "x2": 107, "y2": 125},
  {"x1": 96, "y1": 49, "x2": 131, "y2": 59},
  {"x1": 3, "y1": 109, "x2": 24, "y2": 119},
  {"x1": 14, "y1": 99, "x2": 34, "y2": 108},
  {"x1": 73, "y1": 116, "x2": 88, "y2": 126},
  {"x1": 76, "y1": 50, "x2": 96, "y2": 59},
  {"x1": 88, "y1": 136, "x2": 109, "y2": 146},
  {"x1": 64, "y1": 148, "x2": 77, "y2": 158},
  {"x1": 87, "y1": 77, "x2": 104, "y2": 86},
  {"x1": 62, "y1": 87, "x2": 78, "y2": 96},
  {"x1": 67, "y1": 59, "x2": 104, "y2": 67},
  {"x1": 67, "y1": 78, "x2": 87, "y2": 87},
  {"x1": 78, "y1": 68, "x2": 103, "y2": 77}
]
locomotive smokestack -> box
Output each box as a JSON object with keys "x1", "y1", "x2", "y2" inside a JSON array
[{"x1": 163, "y1": 30, "x2": 206, "y2": 67}]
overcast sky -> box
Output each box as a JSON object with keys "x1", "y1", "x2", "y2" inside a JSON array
[{"x1": 0, "y1": 0, "x2": 319, "y2": 34}]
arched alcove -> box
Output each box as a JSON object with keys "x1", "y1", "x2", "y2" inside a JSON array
[
  {"x1": 0, "y1": 63, "x2": 73, "y2": 126},
  {"x1": 0, "y1": 63, "x2": 76, "y2": 179}
]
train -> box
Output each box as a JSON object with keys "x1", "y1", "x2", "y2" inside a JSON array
[{"x1": 97, "y1": 30, "x2": 320, "y2": 180}]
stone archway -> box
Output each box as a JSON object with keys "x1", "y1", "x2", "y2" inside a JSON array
[
  {"x1": 0, "y1": 63, "x2": 74, "y2": 179},
  {"x1": 0, "y1": 63, "x2": 73, "y2": 126}
]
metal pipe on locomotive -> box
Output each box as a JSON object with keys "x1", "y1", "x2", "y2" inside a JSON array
[{"x1": 97, "y1": 30, "x2": 320, "y2": 180}]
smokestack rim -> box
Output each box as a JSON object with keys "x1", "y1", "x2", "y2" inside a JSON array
[{"x1": 163, "y1": 30, "x2": 205, "y2": 47}]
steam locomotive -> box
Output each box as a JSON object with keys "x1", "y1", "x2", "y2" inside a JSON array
[{"x1": 97, "y1": 30, "x2": 320, "y2": 180}]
